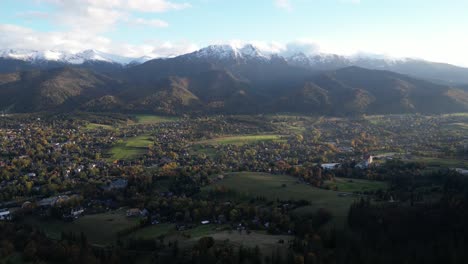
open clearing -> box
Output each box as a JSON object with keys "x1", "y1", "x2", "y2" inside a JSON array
[
  {"x1": 128, "y1": 223, "x2": 176, "y2": 239},
  {"x1": 128, "y1": 224, "x2": 230, "y2": 240},
  {"x1": 447, "y1": 122, "x2": 468, "y2": 130},
  {"x1": 411, "y1": 156, "x2": 468, "y2": 168},
  {"x1": 330, "y1": 177, "x2": 388, "y2": 193},
  {"x1": 84, "y1": 123, "x2": 114, "y2": 130},
  {"x1": 188, "y1": 231, "x2": 292, "y2": 255},
  {"x1": 196, "y1": 134, "x2": 285, "y2": 146},
  {"x1": 22, "y1": 208, "x2": 141, "y2": 246},
  {"x1": 203, "y1": 172, "x2": 358, "y2": 225},
  {"x1": 132, "y1": 115, "x2": 179, "y2": 125},
  {"x1": 108, "y1": 135, "x2": 152, "y2": 161}
]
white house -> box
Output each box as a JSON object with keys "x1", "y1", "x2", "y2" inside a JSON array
[
  {"x1": 356, "y1": 155, "x2": 374, "y2": 169},
  {"x1": 321, "y1": 163, "x2": 340, "y2": 170},
  {"x1": 0, "y1": 209, "x2": 11, "y2": 221}
]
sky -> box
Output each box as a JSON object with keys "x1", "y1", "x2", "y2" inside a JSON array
[{"x1": 1, "y1": 0, "x2": 468, "y2": 66}]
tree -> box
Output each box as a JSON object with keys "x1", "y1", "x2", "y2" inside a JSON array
[
  {"x1": 23, "y1": 241, "x2": 37, "y2": 261},
  {"x1": 0, "y1": 240, "x2": 14, "y2": 258}
]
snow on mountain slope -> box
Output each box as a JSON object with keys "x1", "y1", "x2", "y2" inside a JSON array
[
  {"x1": 1, "y1": 44, "x2": 462, "y2": 83},
  {"x1": 0, "y1": 44, "x2": 418, "y2": 68},
  {"x1": 0, "y1": 49, "x2": 63, "y2": 62},
  {"x1": 190, "y1": 44, "x2": 270, "y2": 62},
  {"x1": 0, "y1": 49, "x2": 154, "y2": 65}
]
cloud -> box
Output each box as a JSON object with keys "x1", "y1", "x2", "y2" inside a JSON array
[
  {"x1": 0, "y1": 0, "x2": 191, "y2": 57},
  {"x1": 33, "y1": 0, "x2": 189, "y2": 33},
  {"x1": 227, "y1": 39, "x2": 322, "y2": 56},
  {"x1": 40, "y1": 0, "x2": 191, "y2": 13},
  {"x1": 283, "y1": 40, "x2": 321, "y2": 56},
  {"x1": 126, "y1": 0, "x2": 191, "y2": 12},
  {"x1": 275, "y1": 0, "x2": 292, "y2": 11},
  {"x1": 0, "y1": 23, "x2": 197, "y2": 58},
  {"x1": 15, "y1": 11, "x2": 51, "y2": 20}
]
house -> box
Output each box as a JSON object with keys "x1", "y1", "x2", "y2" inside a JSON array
[
  {"x1": 110, "y1": 179, "x2": 128, "y2": 189},
  {"x1": 141, "y1": 208, "x2": 149, "y2": 217},
  {"x1": 159, "y1": 157, "x2": 173, "y2": 166},
  {"x1": 63, "y1": 208, "x2": 85, "y2": 220},
  {"x1": 0, "y1": 209, "x2": 11, "y2": 221},
  {"x1": 455, "y1": 168, "x2": 468, "y2": 175},
  {"x1": 321, "y1": 163, "x2": 340, "y2": 170},
  {"x1": 37, "y1": 195, "x2": 70, "y2": 208},
  {"x1": 21, "y1": 201, "x2": 34, "y2": 210},
  {"x1": 74, "y1": 165, "x2": 85, "y2": 173},
  {"x1": 101, "y1": 179, "x2": 128, "y2": 191},
  {"x1": 126, "y1": 208, "x2": 142, "y2": 217},
  {"x1": 38, "y1": 197, "x2": 57, "y2": 207},
  {"x1": 63, "y1": 208, "x2": 84, "y2": 221},
  {"x1": 356, "y1": 155, "x2": 374, "y2": 169},
  {"x1": 71, "y1": 208, "x2": 84, "y2": 217}
]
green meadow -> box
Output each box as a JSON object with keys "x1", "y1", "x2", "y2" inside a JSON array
[
  {"x1": 108, "y1": 135, "x2": 152, "y2": 161},
  {"x1": 203, "y1": 172, "x2": 363, "y2": 225},
  {"x1": 196, "y1": 134, "x2": 285, "y2": 146}
]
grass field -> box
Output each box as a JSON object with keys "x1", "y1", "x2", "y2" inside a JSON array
[
  {"x1": 128, "y1": 224, "x2": 230, "y2": 240},
  {"x1": 330, "y1": 177, "x2": 388, "y2": 193},
  {"x1": 411, "y1": 156, "x2": 468, "y2": 168},
  {"x1": 128, "y1": 223, "x2": 175, "y2": 239},
  {"x1": 132, "y1": 115, "x2": 179, "y2": 125},
  {"x1": 448, "y1": 122, "x2": 468, "y2": 130},
  {"x1": 196, "y1": 135, "x2": 285, "y2": 146},
  {"x1": 189, "y1": 231, "x2": 292, "y2": 255},
  {"x1": 203, "y1": 172, "x2": 358, "y2": 226},
  {"x1": 183, "y1": 224, "x2": 230, "y2": 238},
  {"x1": 84, "y1": 123, "x2": 114, "y2": 130},
  {"x1": 442, "y1": 113, "x2": 468, "y2": 117},
  {"x1": 108, "y1": 135, "x2": 152, "y2": 161},
  {"x1": 22, "y1": 209, "x2": 141, "y2": 246}
]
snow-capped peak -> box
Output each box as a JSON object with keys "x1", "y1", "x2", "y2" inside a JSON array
[
  {"x1": 350, "y1": 52, "x2": 395, "y2": 62},
  {"x1": 191, "y1": 44, "x2": 269, "y2": 62},
  {"x1": 193, "y1": 44, "x2": 240, "y2": 59},
  {"x1": 0, "y1": 45, "x2": 413, "y2": 68},
  {"x1": 239, "y1": 44, "x2": 263, "y2": 58},
  {"x1": 0, "y1": 48, "x2": 154, "y2": 65},
  {"x1": 0, "y1": 49, "x2": 65, "y2": 62}
]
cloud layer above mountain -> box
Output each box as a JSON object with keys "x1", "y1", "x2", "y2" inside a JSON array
[{"x1": 1, "y1": 0, "x2": 468, "y2": 66}]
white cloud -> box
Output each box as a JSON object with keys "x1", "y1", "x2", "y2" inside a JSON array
[
  {"x1": 283, "y1": 40, "x2": 320, "y2": 56},
  {"x1": 33, "y1": 0, "x2": 189, "y2": 33},
  {"x1": 40, "y1": 0, "x2": 190, "y2": 13},
  {"x1": 3, "y1": 18, "x2": 468, "y2": 67},
  {"x1": 126, "y1": 0, "x2": 191, "y2": 12},
  {"x1": 0, "y1": 0, "x2": 191, "y2": 58},
  {"x1": 275, "y1": 0, "x2": 292, "y2": 11},
  {"x1": 0, "y1": 23, "x2": 197, "y2": 58}
]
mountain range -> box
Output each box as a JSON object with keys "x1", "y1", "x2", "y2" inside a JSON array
[{"x1": 0, "y1": 44, "x2": 468, "y2": 115}]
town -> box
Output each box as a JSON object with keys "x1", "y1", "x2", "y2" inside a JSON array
[{"x1": 1, "y1": 112, "x2": 468, "y2": 263}]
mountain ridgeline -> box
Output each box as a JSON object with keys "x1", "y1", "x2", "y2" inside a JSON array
[{"x1": 0, "y1": 45, "x2": 468, "y2": 115}]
